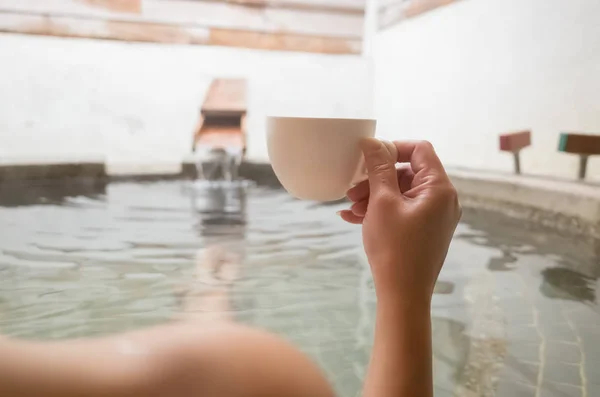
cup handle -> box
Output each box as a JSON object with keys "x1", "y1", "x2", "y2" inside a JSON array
[{"x1": 350, "y1": 140, "x2": 398, "y2": 186}]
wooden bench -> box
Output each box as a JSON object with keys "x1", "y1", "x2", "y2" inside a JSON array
[
  {"x1": 499, "y1": 130, "x2": 531, "y2": 174},
  {"x1": 558, "y1": 132, "x2": 600, "y2": 180}
]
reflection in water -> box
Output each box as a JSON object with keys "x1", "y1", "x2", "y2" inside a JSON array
[
  {"x1": 540, "y1": 267, "x2": 596, "y2": 303},
  {"x1": 431, "y1": 317, "x2": 469, "y2": 392},
  {"x1": 487, "y1": 251, "x2": 518, "y2": 272},
  {"x1": 176, "y1": 246, "x2": 240, "y2": 324},
  {"x1": 460, "y1": 209, "x2": 599, "y2": 277},
  {"x1": 190, "y1": 183, "x2": 247, "y2": 233}
]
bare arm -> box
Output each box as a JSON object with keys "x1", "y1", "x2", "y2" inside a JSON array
[
  {"x1": 363, "y1": 298, "x2": 433, "y2": 397},
  {"x1": 341, "y1": 139, "x2": 461, "y2": 397}
]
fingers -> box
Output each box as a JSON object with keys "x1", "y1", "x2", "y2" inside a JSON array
[
  {"x1": 360, "y1": 138, "x2": 400, "y2": 197},
  {"x1": 347, "y1": 168, "x2": 409, "y2": 219},
  {"x1": 394, "y1": 140, "x2": 446, "y2": 177},
  {"x1": 347, "y1": 165, "x2": 416, "y2": 203},
  {"x1": 350, "y1": 199, "x2": 368, "y2": 217},
  {"x1": 397, "y1": 164, "x2": 416, "y2": 193},
  {"x1": 342, "y1": 140, "x2": 450, "y2": 226},
  {"x1": 338, "y1": 210, "x2": 363, "y2": 225},
  {"x1": 347, "y1": 179, "x2": 369, "y2": 202}
]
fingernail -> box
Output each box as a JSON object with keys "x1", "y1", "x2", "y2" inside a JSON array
[{"x1": 335, "y1": 210, "x2": 343, "y2": 217}]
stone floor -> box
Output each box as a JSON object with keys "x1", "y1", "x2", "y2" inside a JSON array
[{"x1": 455, "y1": 210, "x2": 600, "y2": 397}]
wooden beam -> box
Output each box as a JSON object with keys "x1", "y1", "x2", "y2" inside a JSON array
[
  {"x1": 76, "y1": 0, "x2": 141, "y2": 14},
  {"x1": 0, "y1": 11, "x2": 361, "y2": 53},
  {"x1": 209, "y1": 27, "x2": 360, "y2": 53},
  {"x1": 0, "y1": 12, "x2": 210, "y2": 44},
  {"x1": 0, "y1": 0, "x2": 364, "y2": 38},
  {"x1": 195, "y1": 0, "x2": 366, "y2": 15}
]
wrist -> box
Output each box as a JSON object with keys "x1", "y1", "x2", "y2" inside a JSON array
[
  {"x1": 370, "y1": 260, "x2": 435, "y2": 310},
  {"x1": 375, "y1": 288, "x2": 432, "y2": 315}
]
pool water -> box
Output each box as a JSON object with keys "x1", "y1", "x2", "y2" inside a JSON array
[{"x1": 1, "y1": 180, "x2": 599, "y2": 397}]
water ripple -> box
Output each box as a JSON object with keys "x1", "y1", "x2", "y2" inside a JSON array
[{"x1": 0, "y1": 181, "x2": 599, "y2": 396}]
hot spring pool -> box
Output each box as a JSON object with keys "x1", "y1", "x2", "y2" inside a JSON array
[{"x1": 0, "y1": 180, "x2": 599, "y2": 396}]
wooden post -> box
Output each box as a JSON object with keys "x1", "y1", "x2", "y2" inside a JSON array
[
  {"x1": 513, "y1": 151, "x2": 521, "y2": 175},
  {"x1": 579, "y1": 155, "x2": 589, "y2": 180}
]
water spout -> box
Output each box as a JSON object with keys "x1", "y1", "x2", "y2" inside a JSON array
[{"x1": 194, "y1": 145, "x2": 243, "y2": 183}]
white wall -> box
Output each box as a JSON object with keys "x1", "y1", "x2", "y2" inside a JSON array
[
  {"x1": 0, "y1": 34, "x2": 373, "y2": 174},
  {"x1": 374, "y1": 0, "x2": 600, "y2": 181}
]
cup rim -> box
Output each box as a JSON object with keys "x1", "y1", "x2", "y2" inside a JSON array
[{"x1": 266, "y1": 115, "x2": 376, "y2": 122}]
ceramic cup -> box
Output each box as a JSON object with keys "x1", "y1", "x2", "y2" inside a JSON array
[{"x1": 267, "y1": 116, "x2": 376, "y2": 201}]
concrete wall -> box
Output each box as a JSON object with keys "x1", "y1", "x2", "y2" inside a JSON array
[
  {"x1": 374, "y1": 0, "x2": 600, "y2": 181},
  {"x1": 0, "y1": 33, "x2": 373, "y2": 174}
]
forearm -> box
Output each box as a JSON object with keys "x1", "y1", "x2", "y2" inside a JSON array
[{"x1": 363, "y1": 296, "x2": 433, "y2": 397}]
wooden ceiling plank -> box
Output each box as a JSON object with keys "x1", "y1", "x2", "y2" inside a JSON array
[
  {"x1": 0, "y1": 11, "x2": 361, "y2": 53},
  {"x1": 192, "y1": 0, "x2": 365, "y2": 15},
  {"x1": 0, "y1": 0, "x2": 364, "y2": 38}
]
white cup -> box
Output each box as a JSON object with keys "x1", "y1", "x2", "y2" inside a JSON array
[{"x1": 266, "y1": 116, "x2": 376, "y2": 201}]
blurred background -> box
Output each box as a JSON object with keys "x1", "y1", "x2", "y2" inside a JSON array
[
  {"x1": 1, "y1": 1, "x2": 600, "y2": 397},
  {"x1": 1, "y1": 0, "x2": 598, "y2": 179}
]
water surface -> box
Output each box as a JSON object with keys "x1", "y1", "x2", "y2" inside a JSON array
[{"x1": 1, "y1": 180, "x2": 599, "y2": 397}]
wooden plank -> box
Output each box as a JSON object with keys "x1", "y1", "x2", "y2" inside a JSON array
[
  {"x1": 558, "y1": 133, "x2": 600, "y2": 156},
  {"x1": 144, "y1": 0, "x2": 363, "y2": 38},
  {"x1": 190, "y1": 0, "x2": 366, "y2": 14},
  {"x1": 202, "y1": 79, "x2": 247, "y2": 114},
  {"x1": 76, "y1": 0, "x2": 141, "y2": 13},
  {"x1": 0, "y1": 12, "x2": 210, "y2": 44},
  {"x1": 0, "y1": 0, "x2": 364, "y2": 38},
  {"x1": 195, "y1": 78, "x2": 247, "y2": 150},
  {"x1": 379, "y1": 0, "x2": 459, "y2": 30},
  {"x1": 499, "y1": 130, "x2": 531, "y2": 152},
  {"x1": 0, "y1": 11, "x2": 360, "y2": 53},
  {"x1": 196, "y1": 129, "x2": 245, "y2": 150},
  {"x1": 209, "y1": 27, "x2": 360, "y2": 53}
]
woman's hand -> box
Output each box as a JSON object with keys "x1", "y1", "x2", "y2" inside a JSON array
[
  {"x1": 339, "y1": 138, "x2": 461, "y2": 304},
  {"x1": 339, "y1": 138, "x2": 461, "y2": 397}
]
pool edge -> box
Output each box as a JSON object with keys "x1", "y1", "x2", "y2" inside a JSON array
[
  {"x1": 1, "y1": 162, "x2": 598, "y2": 239},
  {"x1": 449, "y1": 169, "x2": 600, "y2": 240}
]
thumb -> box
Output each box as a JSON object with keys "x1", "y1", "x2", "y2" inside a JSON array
[{"x1": 360, "y1": 137, "x2": 399, "y2": 195}]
